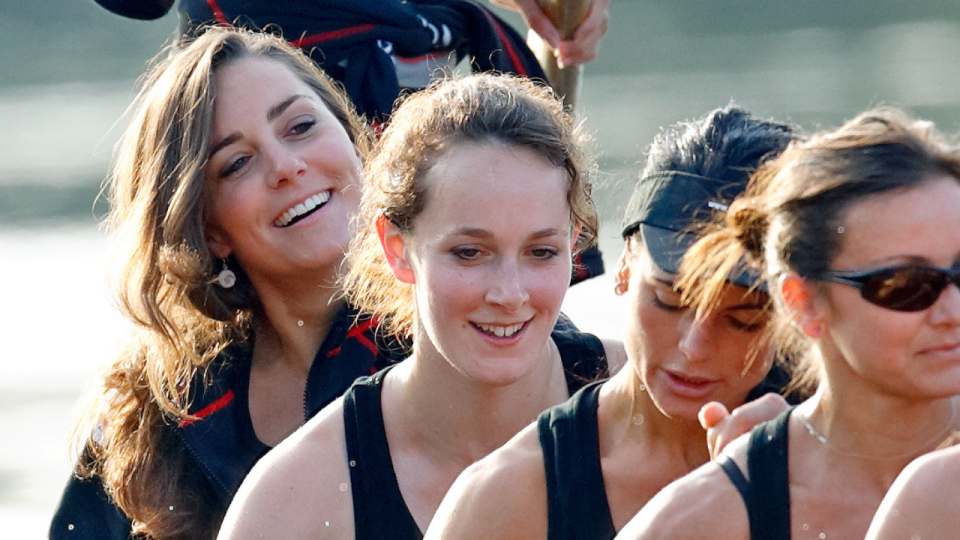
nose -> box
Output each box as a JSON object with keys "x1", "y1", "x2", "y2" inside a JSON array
[
  {"x1": 484, "y1": 259, "x2": 530, "y2": 310},
  {"x1": 678, "y1": 313, "x2": 714, "y2": 365},
  {"x1": 930, "y1": 282, "x2": 960, "y2": 327},
  {"x1": 266, "y1": 142, "x2": 307, "y2": 188}
]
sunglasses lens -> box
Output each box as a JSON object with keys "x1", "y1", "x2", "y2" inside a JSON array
[{"x1": 861, "y1": 268, "x2": 947, "y2": 311}]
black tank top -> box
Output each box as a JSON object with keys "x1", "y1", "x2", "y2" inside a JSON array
[
  {"x1": 343, "y1": 329, "x2": 608, "y2": 539},
  {"x1": 538, "y1": 381, "x2": 616, "y2": 540},
  {"x1": 717, "y1": 408, "x2": 793, "y2": 540}
]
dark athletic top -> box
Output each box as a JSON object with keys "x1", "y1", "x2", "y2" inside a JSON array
[
  {"x1": 343, "y1": 328, "x2": 609, "y2": 540},
  {"x1": 539, "y1": 380, "x2": 616, "y2": 540},
  {"x1": 50, "y1": 305, "x2": 407, "y2": 540},
  {"x1": 717, "y1": 408, "x2": 793, "y2": 540}
]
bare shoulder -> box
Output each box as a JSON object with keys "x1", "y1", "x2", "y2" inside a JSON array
[
  {"x1": 425, "y1": 422, "x2": 548, "y2": 540},
  {"x1": 601, "y1": 339, "x2": 627, "y2": 374},
  {"x1": 866, "y1": 444, "x2": 960, "y2": 540},
  {"x1": 615, "y1": 458, "x2": 749, "y2": 540},
  {"x1": 217, "y1": 399, "x2": 354, "y2": 540}
]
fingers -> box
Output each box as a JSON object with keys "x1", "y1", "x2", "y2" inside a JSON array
[
  {"x1": 555, "y1": 0, "x2": 609, "y2": 67},
  {"x1": 703, "y1": 393, "x2": 791, "y2": 459},
  {"x1": 511, "y1": 0, "x2": 561, "y2": 48},
  {"x1": 699, "y1": 402, "x2": 730, "y2": 459},
  {"x1": 698, "y1": 401, "x2": 730, "y2": 430}
]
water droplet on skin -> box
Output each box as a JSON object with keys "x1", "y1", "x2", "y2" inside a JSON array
[
  {"x1": 340, "y1": 483, "x2": 348, "y2": 492},
  {"x1": 68, "y1": 524, "x2": 75, "y2": 531},
  {"x1": 632, "y1": 414, "x2": 644, "y2": 426},
  {"x1": 298, "y1": 320, "x2": 304, "y2": 327},
  {"x1": 169, "y1": 506, "x2": 174, "y2": 511},
  {"x1": 326, "y1": 522, "x2": 331, "y2": 527},
  {"x1": 837, "y1": 226, "x2": 845, "y2": 234},
  {"x1": 638, "y1": 385, "x2": 646, "y2": 391},
  {"x1": 820, "y1": 533, "x2": 826, "y2": 539},
  {"x1": 802, "y1": 524, "x2": 809, "y2": 531}
]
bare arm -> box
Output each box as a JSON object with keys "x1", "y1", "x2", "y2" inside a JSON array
[
  {"x1": 615, "y1": 460, "x2": 750, "y2": 540},
  {"x1": 865, "y1": 445, "x2": 960, "y2": 540},
  {"x1": 425, "y1": 424, "x2": 548, "y2": 540}
]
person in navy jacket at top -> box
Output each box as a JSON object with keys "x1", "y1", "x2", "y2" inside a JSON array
[{"x1": 90, "y1": 0, "x2": 610, "y2": 282}]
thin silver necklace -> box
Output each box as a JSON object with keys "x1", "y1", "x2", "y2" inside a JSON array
[{"x1": 799, "y1": 402, "x2": 957, "y2": 461}]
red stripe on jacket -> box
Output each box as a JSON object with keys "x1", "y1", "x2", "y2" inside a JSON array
[
  {"x1": 179, "y1": 389, "x2": 235, "y2": 427},
  {"x1": 290, "y1": 24, "x2": 377, "y2": 49}
]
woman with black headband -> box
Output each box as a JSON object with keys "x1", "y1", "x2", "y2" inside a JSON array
[
  {"x1": 618, "y1": 107, "x2": 960, "y2": 540},
  {"x1": 425, "y1": 106, "x2": 802, "y2": 540}
]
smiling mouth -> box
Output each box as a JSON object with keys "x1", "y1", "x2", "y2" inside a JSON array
[
  {"x1": 274, "y1": 191, "x2": 331, "y2": 228},
  {"x1": 473, "y1": 322, "x2": 527, "y2": 338}
]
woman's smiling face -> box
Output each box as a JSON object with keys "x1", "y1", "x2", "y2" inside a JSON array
[
  {"x1": 203, "y1": 56, "x2": 363, "y2": 288},
  {"x1": 394, "y1": 141, "x2": 574, "y2": 385}
]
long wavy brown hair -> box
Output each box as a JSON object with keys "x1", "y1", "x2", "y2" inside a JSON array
[{"x1": 73, "y1": 27, "x2": 370, "y2": 539}]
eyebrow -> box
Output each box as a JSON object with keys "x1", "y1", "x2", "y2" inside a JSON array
[
  {"x1": 208, "y1": 94, "x2": 307, "y2": 159},
  {"x1": 451, "y1": 227, "x2": 565, "y2": 240}
]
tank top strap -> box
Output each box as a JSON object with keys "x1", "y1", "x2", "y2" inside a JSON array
[
  {"x1": 746, "y1": 408, "x2": 792, "y2": 540},
  {"x1": 342, "y1": 368, "x2": 423, "y2": 540},
  {"x1": 539, "y1": 381, "x2": 616, "y2": 540}
]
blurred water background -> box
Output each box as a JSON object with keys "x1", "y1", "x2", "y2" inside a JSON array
[{"x1": 3, "y1": 0, "x2": 960, "y2": 536}]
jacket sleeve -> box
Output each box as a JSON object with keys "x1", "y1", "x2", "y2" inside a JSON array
[
  {"x1": 49, "y1": 473, "x2": 133, "y2": 540},
  {"x1": 91, "y1": 0, "x2": 175, "y2": 20}
]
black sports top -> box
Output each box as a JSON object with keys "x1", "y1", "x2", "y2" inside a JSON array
[
  {"x1": 717, "y1": 408, "x2": 793, "y2": 540},
  {"x1": 539, "y1": 380, "x2": 616, "y2": 540},
  {"x1": 343, "y1": 328, "x2": 608, "y2": 540}
]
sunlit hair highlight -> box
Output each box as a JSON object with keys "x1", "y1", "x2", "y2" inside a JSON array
[
  {"x1": 343, "y1": 73, "x2": 598, "y2": 337},
  {"x1": 679, "y1": 107, "x2": 960, "y2": 392},
  {"x1": 77, "y1": 26, "x2": 370, "y2": 538}
]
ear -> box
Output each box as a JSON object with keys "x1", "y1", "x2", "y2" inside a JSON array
[
  {"x1": 206, "y1": 224, "x2": 232, "y2": 260},
  {"x1": 570, "y1": 223, "x2": 583, "y2": 253},
  {"x1": 779, "y1": 272, "x2": 824, "y2": 338},
  {"x1": 613, "y1": 247, "x2": 632, "y2": 296},
  {"x1": 377, "y1": 215, "x2": 416, "y2": 284}
]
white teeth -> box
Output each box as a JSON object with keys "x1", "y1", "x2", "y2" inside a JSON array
[
  {"x1": 475, "y1": 322, "x2": 525, "y2": 338},
  {"x1": 274, "y1": 191, "x2": 331, "y2": 227}
]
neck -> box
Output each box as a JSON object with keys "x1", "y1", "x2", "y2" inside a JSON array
[
  {"x1": 252, "y1": 272, "x2": 344, "y2": 374},
  {"x1": 802, "y1": 384, "x2": 958, "y2": 463},
  {"x1": 601, "y1": 367, "x2": 711, "y2": 468},
  {"x1": 383, "y1": 335, "x2": 569, "y2": 467}
]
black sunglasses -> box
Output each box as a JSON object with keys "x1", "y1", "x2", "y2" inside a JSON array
[{"x1": 820, "y1": 264, "x2": 960, "y2": 312}]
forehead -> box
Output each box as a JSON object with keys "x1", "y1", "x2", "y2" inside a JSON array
[
  {"x1": 211, "y1": 57, "x2": 319, "y2": 119},
  {"x1": 833, "y1": 176, "x2": 960, "y2": 268},
  {"x1": 415, "y1": 141, "x2": 570, "y2": 228}
]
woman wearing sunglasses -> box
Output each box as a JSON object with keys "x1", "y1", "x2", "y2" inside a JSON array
[{"x1": 616, "y1": 107, "x2": 960, "y2": 540}]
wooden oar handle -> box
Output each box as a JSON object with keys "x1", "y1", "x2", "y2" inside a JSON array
[{"x1": 531, "y1": 0, "x2": 591, "y2": 110}]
